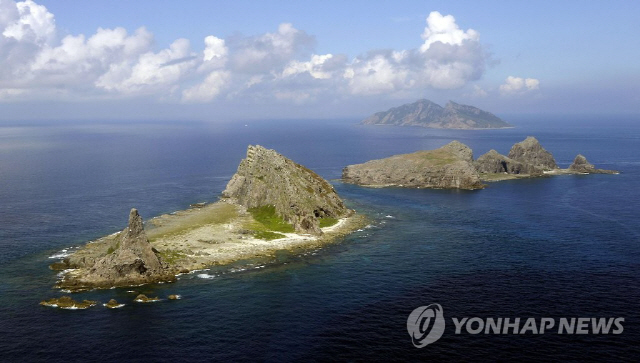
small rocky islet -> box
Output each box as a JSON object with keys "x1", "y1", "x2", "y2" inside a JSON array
[
  {"x1": 40, "y1": 296, "x2": 98, "y2": 310},
  {"x1": 342, "y1": 136, "x2": 618, "y2": 190},
  {"x1": 40, "y1": 295, "x2": 180, "y2": 310}
]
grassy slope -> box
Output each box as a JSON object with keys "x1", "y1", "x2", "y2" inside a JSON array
[{"x1": 147, "y1": 203, "x2": 238, "y2": 242}]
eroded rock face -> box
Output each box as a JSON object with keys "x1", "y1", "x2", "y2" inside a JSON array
[
  {"x1": 342, "y1": 141, "x2": 485, "y2": 190},
  {"x1": 222, "y1": 145, "x2": 350, "y2": 235},
  {"x1": 569, "y1": 154, "x2": 618, "y2": 174},
  {"x1": 475, "y1": 149, "x2": 543, "y2": 175},
  {"x1": 442, "y1": 140, "x2": 474, "y2": 162},
  {"x1": 507, "y1": 136, "x2": 558, "y2": 171},
  {"x1": 58, "y1": 209, "x2": 175, "y2": 290},
  {"x1": 569, "y1": 154, "x2": 595, "y2": 173}
]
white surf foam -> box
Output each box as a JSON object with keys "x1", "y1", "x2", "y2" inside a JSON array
[
  {"x1": 48, "y1": 248, "x2": 71, "y2": 259},
  {"x1": 103, "y1": 303, "x2": 126, "y2": 309}
]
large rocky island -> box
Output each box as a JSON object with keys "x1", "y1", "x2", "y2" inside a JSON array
[
  {"x1": 53, "y1": 145, "x2": 364, "y2": 291},
  {"x1": 343, "y1": 136, "x2": 618, "y2": 190},
  {"x1": 361, "y1": 99, "x2": 512, "y2": 129}
]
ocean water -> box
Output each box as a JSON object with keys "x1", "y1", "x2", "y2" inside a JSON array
[{"x1": 0, "y1": 117, "x2": 638, "y2": 361}]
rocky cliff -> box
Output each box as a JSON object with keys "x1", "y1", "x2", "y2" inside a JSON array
[
  {"x1": 475, "y1": 149, "x2": 543, "y2": 176},
  {"x1": 222, "y1": 145, "x2": 350, "y2": 235},
  {"x1": 361, "y1": 99, "x2": 512, "y2": 129},
  {"x1": 569, "y1": 154, "x2": 618, "y2": 174},
  {"x1": 58, "y1": 209, "x2": 175, "y2": 290},
  {"x1": 342, "y1": 141, "x2": 485, "y2": 190},
  {"x1": 507, "y1": 136, "x2": 558, "y2": 171}
]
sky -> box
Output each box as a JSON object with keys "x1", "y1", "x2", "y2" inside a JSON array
[{"x1": 1, "y1": 0, "x2": 639, "y2": 122}]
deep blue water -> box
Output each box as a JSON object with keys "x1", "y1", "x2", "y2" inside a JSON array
[{"x1": 0, "y1": 117, "x2": 639, "y2": 361}]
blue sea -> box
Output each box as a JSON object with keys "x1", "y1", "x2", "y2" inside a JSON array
[{"x1": 0, "y1": 117, "x2": 638, "y2": 361}]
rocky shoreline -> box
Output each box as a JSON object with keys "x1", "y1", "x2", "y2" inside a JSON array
[{"x1": 52, "y1": 202, "x2": 366, "y2": 292}]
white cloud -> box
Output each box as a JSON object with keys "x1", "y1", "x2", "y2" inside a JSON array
[
  {"x1": 181, "y1": 70, "x2": 229, "y2": 103},
  {"x1": 499, "y1": 76, "x2": 540, "y2": 95},
  {"x1": 29, "y1": 27, "x2": 154, "y2": 88},
  {"x1": 525, "y1": 78, "x2": 540, "y2": 90},
  {"x1": 420, "y1": 11, "x2": 478, "y2": 52},
  {"x1": 282, "y1": 54, "x2": 334, "y2": 79},
  {"x1": 471, "y1": 84, "x2": 488, "y2": 98},
  {"x1": 0, "y1": 87, "x2": 24, "y2": 99},
  {"x1": 203, "y1": 35, "x2": 227, "y2": 62},
  {"x1": 344, "y1": 53, "x2": 411, "y2": 95},
  {"x1": 0, "y1": 0, "x2": 499, "y2": 105},
  {"x1": 342, "y1": 11, "x2": 486, "y2": 95},
  {"x1": 97, "y1": 38, "x2": 197, "y2": 94},
  {"x1": 229, "y1": 22, "x2": 314, "y2": 74},
  {"x1": 2, "y1": 0, "x2": 54, "y2": 43}
]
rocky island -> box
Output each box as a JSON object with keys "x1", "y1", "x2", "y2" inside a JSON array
[
  {"x1": 343, "y1": 136, "x2": 618, "y2": 189},
  {"x1": 222, "y1": 145, "x2": 350, "y2": 235},
  {"x1": 568, "y1": 154, "x2": 618, "y2": 174},
  {"x1": 51, "y1": 145, "x2": 364, "y2": 291},
  {"x1": 342, "y1": 141, "x2": 485, "y2": 189},
  {"x1": 361, "y1": 99, "x2": 512, "y2": 129}
]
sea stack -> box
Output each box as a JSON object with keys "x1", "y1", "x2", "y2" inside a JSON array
[
  {"x1": 507, "y1": 136, "x2": 558, "y2": 171},
  {"x1": 58, "y1": 209, "x2": 175, "y2": 290},
  {"x1": 222, "y1": 145, "x2": 350, "y2": 235},
  {"x1": 342, "y1": 141, "x2": 485, "y2": 190}
]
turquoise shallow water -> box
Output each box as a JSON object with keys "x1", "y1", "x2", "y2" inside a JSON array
[{"x1": 0, "y1": 117, "x2": 638, "y2": 361}]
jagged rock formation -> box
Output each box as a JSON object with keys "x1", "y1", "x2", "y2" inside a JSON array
[
  {"x1": 508, "y1": 136, "x2": 558, "y2": 171},
  {"x1": 569, "y1": 154, "x2": 594, "y2": 173},
  {"x1": 569, "y1": 154, "x2": 618, "y2": 174},
  {"x1": 475, "y1": 149, "x2": 543, "y2": 176},
  {"x1": 222, "y1": 145, "x2": 350, "y2": 235},
  {"x1": 361, "y1": 99, "x2": 512, "y2": 129},
  {"x1": 58, "y1": 209, "x2": 175, "y2": 290},
  {"x1": 342, "y1": 141, "x2": 485, "y2": 190}
]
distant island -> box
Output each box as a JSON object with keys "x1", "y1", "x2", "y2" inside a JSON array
[
  {"x1": 361, "y1": 99, "x2": 512, "y2": 129},
  {"x1": 49, "y1": 145, "x2": 366, "y2": 295},
  {"x1": 342, "y1": 136, "x2": 618, "y2": 190}
]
